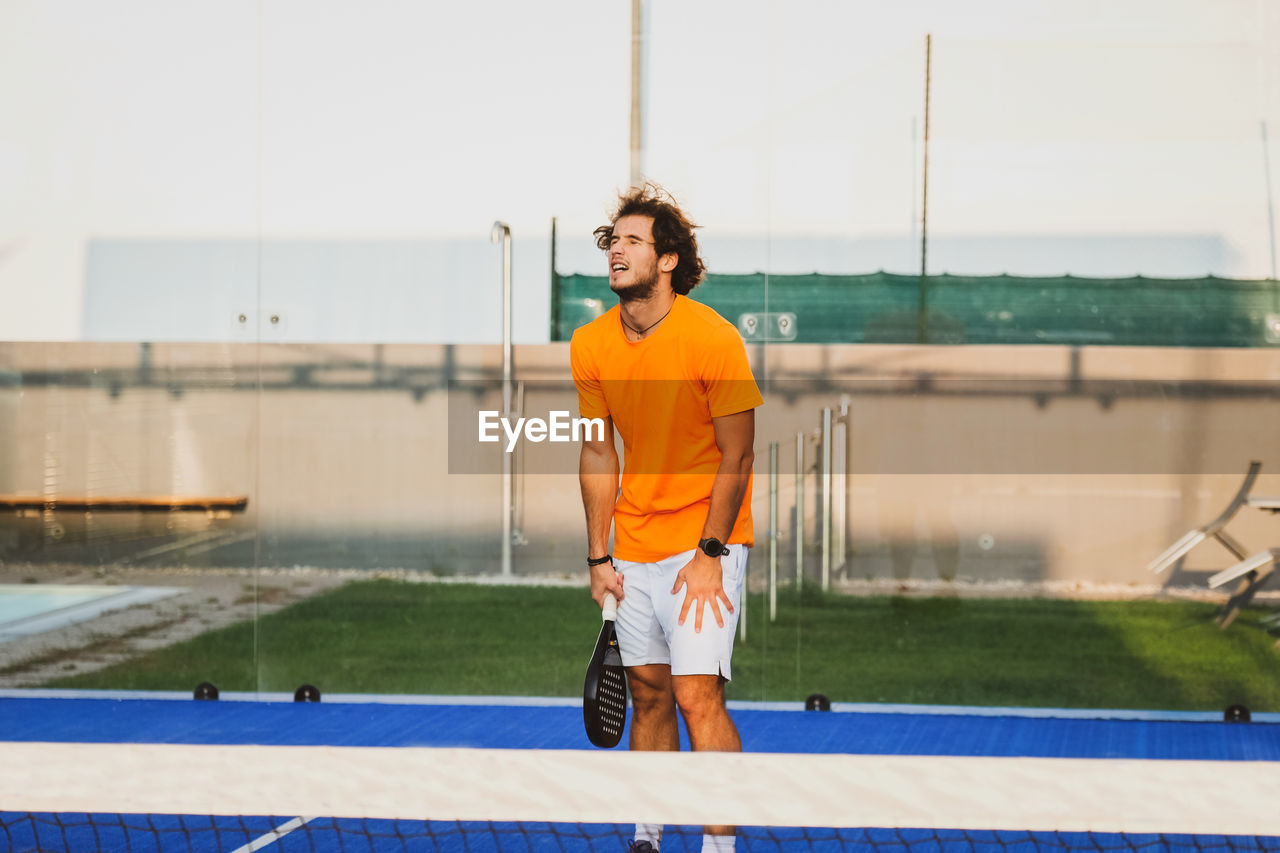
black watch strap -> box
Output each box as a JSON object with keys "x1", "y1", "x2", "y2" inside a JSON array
[{"x1": 586, "y1": 554, "x2": 612, "y2": 566}]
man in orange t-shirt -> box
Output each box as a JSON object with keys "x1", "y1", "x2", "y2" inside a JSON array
[{"x1": 571, "y1": 184, "x2": 762, "y2": 853}]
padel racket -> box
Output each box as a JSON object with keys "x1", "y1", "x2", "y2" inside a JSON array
[{"x1": 583, "y1": 593, "x2": 628, "y2": 748}]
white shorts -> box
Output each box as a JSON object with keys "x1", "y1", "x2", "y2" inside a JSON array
[{"x1": 612, "y1": 545, "x2": 748, "y2": 680}]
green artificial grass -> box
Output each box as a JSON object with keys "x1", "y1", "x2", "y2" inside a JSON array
[
  {"x1": 47, "y1": 580, "x2": 1280, "y2": 712},
  {"x1": 731, "y1": 589, "x2": 1280, "y2": 710}
]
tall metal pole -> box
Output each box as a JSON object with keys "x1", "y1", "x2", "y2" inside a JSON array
[
  {"x1": 918, "y1": 33, "x2": 932, "y2": 344},
  {"x1": 630, "y1": 0, "x2": 647, "y2": 187},
  {"x1": 491, "y1": 221, "x2": 513, "y2": 577},
  {"x1": 549, "y1": 217, "x2": 560, "y2": 341}
]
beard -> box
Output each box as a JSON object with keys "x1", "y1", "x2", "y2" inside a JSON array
[{"x1": 609, "y1": 262, "x2": 659, "y2": 303}]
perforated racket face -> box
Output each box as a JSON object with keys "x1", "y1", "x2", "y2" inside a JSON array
[
  {"x1": 594, "y1": 657, "x2": 627, "y2": 741},
  {"x1": 584, "y1": 624, "x2": 628, "y2": 748}
]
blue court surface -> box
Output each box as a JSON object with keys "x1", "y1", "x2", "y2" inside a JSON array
[{"x1": 2, "y1": 692, "x2": 1279, "y2": 852}]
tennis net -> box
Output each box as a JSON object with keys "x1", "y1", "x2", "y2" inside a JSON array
[{"x1": 3, "y1": 741, "x2": 1280, "y2": 852}]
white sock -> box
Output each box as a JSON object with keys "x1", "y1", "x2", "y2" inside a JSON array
[
  {"x1": 634, "y1": 823, "x2": 662, "y2": 849},
  {"x1": 702, "y1": 832, "x2": 736, "y2": 853}
]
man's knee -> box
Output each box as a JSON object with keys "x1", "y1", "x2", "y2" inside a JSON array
[
  {"x1": 627, "y1": 665, "x2": 675, "y2": 715},
  {"x1": 672, "y1": 674, "x2": 727, "y2": 723}
]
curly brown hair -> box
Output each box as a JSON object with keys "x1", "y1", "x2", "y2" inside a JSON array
[{"x1": 594, "y1": 183, "x2": 706, "y2": 295}]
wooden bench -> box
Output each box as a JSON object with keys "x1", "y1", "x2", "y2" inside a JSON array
[{"x1": 0, "y1": 495, "x2": 249, "y2": 520}]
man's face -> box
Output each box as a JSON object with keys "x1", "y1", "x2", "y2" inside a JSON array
[{"x1": 606, "y1": 214, "x2": 662, "y2": 301}]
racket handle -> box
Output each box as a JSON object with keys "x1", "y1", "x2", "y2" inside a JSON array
[{"x1": 602, "y1": 593, "x2": 618, "y2": 621}]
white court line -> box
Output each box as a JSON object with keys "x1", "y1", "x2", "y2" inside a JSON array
[
  {"x1": 2, "y1": 688, "x2": 1278, "y2": 722},
  {"x1": 231, "y1": 816, "x2": 311, "y2": 853},
  {"x1": 0, "y1": 688, "x2": 576, "y2": 707}
]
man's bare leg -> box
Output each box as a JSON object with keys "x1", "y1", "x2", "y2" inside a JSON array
[
  {"x1": 626, "y1": 664, "x2": 678, "y2": 849},
  {"x1": 673, "y1": 673, "x2": 741, "y2": 839},
  {"x1": 627, "y1": 664, "x2": 679, "y2": 751}
]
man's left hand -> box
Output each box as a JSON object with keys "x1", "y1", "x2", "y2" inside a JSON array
[{"x1": 672, "y1": 549, "x2": 733, "y2": 633}]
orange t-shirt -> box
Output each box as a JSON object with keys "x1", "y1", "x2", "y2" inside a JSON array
[{"x1": 570, "y1": 295, "x2": 764, "y2": 562}]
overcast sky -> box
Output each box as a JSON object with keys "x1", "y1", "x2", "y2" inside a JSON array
[{"x1": 1, "y1": 0, "x2": 1277, "y2": 342}]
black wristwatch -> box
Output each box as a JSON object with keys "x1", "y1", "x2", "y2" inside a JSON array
[{"x1": 698, "y1": 537, "x2": 730, "y2": 558}]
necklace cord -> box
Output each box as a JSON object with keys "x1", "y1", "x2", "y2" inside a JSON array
[{"x1": 621, "y1": 300, "x2": 675, "y2": 338}]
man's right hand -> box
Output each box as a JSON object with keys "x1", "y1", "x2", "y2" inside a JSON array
[{"x1": 590, "y1": 561, "x2": 625, "y2": 607}]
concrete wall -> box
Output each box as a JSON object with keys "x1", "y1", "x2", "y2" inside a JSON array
[{"x1": 1, "y1": 341, "x2": 1278, "y2": 588}]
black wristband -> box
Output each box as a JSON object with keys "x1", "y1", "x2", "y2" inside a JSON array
[{"x1": 586, "y1": 554, "x2": 612, "y2": 567}]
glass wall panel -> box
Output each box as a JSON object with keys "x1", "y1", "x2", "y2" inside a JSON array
[
  {"x1": 745, "y1": 5, "x2": 1280, "y2": 713},
  {"x1": 248, "y1": 2, "x2": 633, "y2": 696},
  {"x1": 0, "y1": 4, "x2": 261, "y2": 693}
]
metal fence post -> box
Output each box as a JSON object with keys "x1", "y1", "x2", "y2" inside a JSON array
[
  {"x1": 794, "y1": 431, "x2": 804, "y2": 591},
  {"x1": 491, "y1": 221, "x2": 513, "y2": 578},
  {"x1": 821, "y1": 407, "x2": 832, "y2": 592},
  {"x1": 833, "y1": 398, "x2": 849, "y2": 580},
  {"x1": 738, "y1": 554, "x2": 748, "y2": 643},
  {"x1": 769, "y1": 441, "x2": 778, "y2": 622}
]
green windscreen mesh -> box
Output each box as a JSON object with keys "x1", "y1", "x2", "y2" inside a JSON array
[{"x1": 553, "y1": 272, "x2": 1280, "y2": 347}]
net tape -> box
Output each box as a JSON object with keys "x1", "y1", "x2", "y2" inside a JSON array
[{"x1": 2, "y1": 743, "x2": 1279, "y2": 852}]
